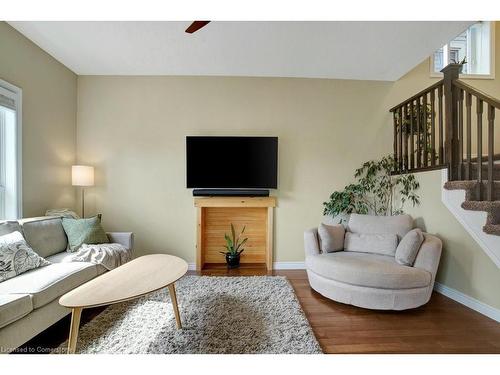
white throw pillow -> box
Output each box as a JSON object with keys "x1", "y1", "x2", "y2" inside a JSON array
[
  {"x1": 317, "y1": 223, "x2": 345, "y2": 253},
  {"x1": 0, "y1": 231, "x2": 50, "y2": 282},
  {"x1": 344, "y1": 232, "x2": 399, "y2": 256},
  {"x1": 395, "y1": 228, "x2": 424, "y2": 266}
]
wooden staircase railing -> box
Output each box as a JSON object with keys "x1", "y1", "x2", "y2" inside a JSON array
[
  {"x1": 390, "y1": 63, "x2": 499, "y2": 201},
  {"x1": 390, "y1": 79, "x2": 446, "y2": 173}
]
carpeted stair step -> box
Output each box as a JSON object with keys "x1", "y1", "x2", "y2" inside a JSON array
[
  {"x1": 444, "y1": 180, "x2": 500, "y2": 201},
  {"x1": 483, "y1": 224, "x2": 500, "y2": 236},
  {"x1": 461, "y1": 200, "x2": 500, "y2": 227},
  {"x1": 461, "y1": 162, "x2": 500, "y2": 180}
]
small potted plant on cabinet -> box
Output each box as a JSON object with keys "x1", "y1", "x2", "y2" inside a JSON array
[{"x1": 220, "y1": 223, "x2": 248, "y2": 269}]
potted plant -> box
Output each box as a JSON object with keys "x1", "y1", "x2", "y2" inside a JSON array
[{"x1": 220, "y1": 223, "x2": 248, "y2": 269}]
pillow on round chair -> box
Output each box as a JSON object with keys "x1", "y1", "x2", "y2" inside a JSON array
[
  {"x1": 395, "y1": 228, "x2": 424, "y2": 266},
  {"x1": 318, "y1": 223, "x2": 345, "y2": 253}
]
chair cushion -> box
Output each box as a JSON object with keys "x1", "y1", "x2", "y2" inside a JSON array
[
  {"x1": 318, "y1": 223, "x2": 345, "y2": 253},
  {"x1": 347, "y1": 213, "x2": 414, "y2": 240},
  {"x1": 0, "y1": 294, "x2": 33, "y2": 328},
  {"x1": 20, "y1": 217, "x2": 68, "y2": 258},
  {"x1": 0, "y1": 262, "x2": 98, "y2": 309},
  {"x1": 0, "y1": 221, "x2": 22, "y2": 236},
  {"x1": 306, "y1": 252, "x2": 431, "y2": 289},
  {"x1": 344, "y1": 232, "x2": 398, "y2": 256},
  {"x1": 396, "y1": 228, "x2": 424, "y2": 266}
]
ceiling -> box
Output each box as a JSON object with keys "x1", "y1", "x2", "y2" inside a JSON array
[{"x1": 8, "y1": 21, "x2": 473, "y2": 81}]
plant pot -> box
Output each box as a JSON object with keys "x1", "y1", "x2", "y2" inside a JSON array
[{"x1": 225, "y1": 253, "x2": 241, "y2": 269}]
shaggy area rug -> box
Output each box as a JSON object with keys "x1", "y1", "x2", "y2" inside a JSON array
[{"x1": 56, "y1": 275, "x2": 322, "y2": 354}]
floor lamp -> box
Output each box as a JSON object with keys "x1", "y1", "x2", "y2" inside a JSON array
[{"x1": 72, "y1": 165, "x2": 94, "y2": 218}]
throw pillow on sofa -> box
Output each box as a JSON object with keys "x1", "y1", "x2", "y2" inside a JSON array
[
  {"x1": 0, "y1": 231, "x2": 50, "y2": 282},
  {"x1": 344, "y1": 232, "x2": 399, "y2": 256},
  {"x1": 317, "y1": 223, "x2": 345, "y2": 253},
  {"x1": 62, "y1": 215, "x2": 109, "y2": 252},
  {"x1": 395, "y1": 228, "x2": 424, "y2": 266}
]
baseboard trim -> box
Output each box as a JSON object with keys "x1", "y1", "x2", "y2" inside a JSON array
[
  {"x1": 434, "y1": 282, "x2": 500, "y2": 322},
  {"x1": 187, "y1": 262, "x2": 306, "y2": 271},
  {"x1": 273, "y1": 262, "x2": 306, "y2": 270}
]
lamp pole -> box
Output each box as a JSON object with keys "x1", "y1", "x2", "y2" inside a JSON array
[{"x1": 81, "y1": 188, "x2": 85, "y2": 218}]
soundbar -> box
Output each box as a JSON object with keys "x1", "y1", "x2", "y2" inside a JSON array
[{"x1": 192, "y1": 189, "x2": 270, "y2": 197}]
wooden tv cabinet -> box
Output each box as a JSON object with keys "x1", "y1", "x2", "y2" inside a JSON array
[{"x1": 194, "y1": 196, "x2": 276, "y2": 271}]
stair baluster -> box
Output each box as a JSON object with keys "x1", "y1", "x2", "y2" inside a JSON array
[
  {"x1": 477, "y1": 98, "x2": 483, "y2": 200},
  {"x1": 487, "y1": 105, "x2": 495, "y2": 201},
  {"x1": 465, "y1": 92, "x2": 472, "y2": 180}
]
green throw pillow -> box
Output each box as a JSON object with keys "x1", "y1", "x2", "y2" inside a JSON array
[{"x1": 62, "y1": 215, "x2": 109, "y2": 252}]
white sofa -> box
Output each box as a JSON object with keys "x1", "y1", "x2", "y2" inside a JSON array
[
  {"x1": 304, "y1": 214, "x2": 442, "y2": 310},
  {"x1": 0, "y1": 216, "x2": 133, "y2": 353}
]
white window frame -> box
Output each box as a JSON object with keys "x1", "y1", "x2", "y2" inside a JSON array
[
  {"x1": 430, "y1": 22, "x2": 496, "y2": 80},
  {"x1": 0, "y1": 79, "x2": 23, "y2": 219}
]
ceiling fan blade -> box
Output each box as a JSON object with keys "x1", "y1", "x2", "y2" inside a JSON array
[{"x1": 185, "y1": 21, "x2": 210, "y2": 34}]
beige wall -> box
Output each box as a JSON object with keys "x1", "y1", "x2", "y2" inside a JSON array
[
  {"x1": 76, "y1": 76, "x2": 392, "y2": 263},
  {"x1": 385, "y1": 21, "x2": 500, "y2": 309},
  {"x1": 402, "y1": 169, "x2": 500, "y2": 309},
  {"x1": 0, "y1": 22, "x2": 77, "y2": 217},
  {"x1": 76, "y1": 22, "x2": 500, "y2": 311}
]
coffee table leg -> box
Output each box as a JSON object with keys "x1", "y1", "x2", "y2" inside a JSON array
[
  {"x1": 67, "y1": 307, "x2": 82, "y2": 354},
  {"x1": 168, "y1": 283, "x2": 182, "y2": 329}
]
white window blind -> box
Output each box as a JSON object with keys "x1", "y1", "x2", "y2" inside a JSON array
[{"x1": 0, "y1": 82, "x2": 21, "y2": 220}]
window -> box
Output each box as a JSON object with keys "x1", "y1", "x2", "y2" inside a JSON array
[
  {"x1": 0, "y1": 80, "x2": 22, "y2": 220},
  {"x1": 431, "y1": 21, "x2": 495, "y2": 78}
]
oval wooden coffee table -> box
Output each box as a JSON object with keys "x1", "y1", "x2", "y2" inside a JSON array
[{"x1": 59, "y1": 254, "x2": 188, "y2": 354}]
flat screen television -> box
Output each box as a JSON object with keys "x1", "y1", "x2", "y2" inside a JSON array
[{"x1": 186, "y1": 136, "x2": 278, "y2": 189}]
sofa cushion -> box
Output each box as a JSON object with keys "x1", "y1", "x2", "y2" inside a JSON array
[
  {"x1": 344, "y1": 232, "x2": 398, "y2": 256},
  {"x1": 347, "y1": 213, "x2": 414, "y2": 240},
  {"x1": 20, "y1": 217, "x2": 68, "y2": 258},
  {"x1": 0, "y1": 294, "x2": 33, "y2": 328},
  {"x1": 0, "y1": 262, "x2": 98, "y2": 309},
  {"x1": 0, "y1": 221, "x2": 22, "y2": 236},
  {"x1": 318, "y1": 223, "x2": 345, "y2": 253},
  {"x1": 0, "y1": 231, "x2": 51, "y2": 282},
  {"x1": 306, "y1": 252, "x2": 431, "y2": 289},
  {"x1": 396, "y1": 228, "x2": 425, "y2": 266}
]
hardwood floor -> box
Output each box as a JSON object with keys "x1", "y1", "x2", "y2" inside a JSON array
[
  {"x1": 275, "y1": 270, "x2": 500, "y2": 353},
  {"x1": 17, "y1": 268, "x2": 500, "y2": 354}
]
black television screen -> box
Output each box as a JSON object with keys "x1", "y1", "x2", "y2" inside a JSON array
[{"x1": 186, "y1": 136, "x2": 278, "y2": 189}]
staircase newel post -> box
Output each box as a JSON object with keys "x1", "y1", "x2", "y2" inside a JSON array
[{"x1": 441, "y1": 63, "x2": 461, "y2": 181}]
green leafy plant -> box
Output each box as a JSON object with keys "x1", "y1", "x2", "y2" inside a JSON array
[
  {"x1": 220, "y1": 223, "x2": 248, "y2": 256},
  {"x1": 323, "y1": 155, "x2": 420, "y2": 219}
]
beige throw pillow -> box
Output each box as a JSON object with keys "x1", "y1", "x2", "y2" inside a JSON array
[
  {"x1": 344, "y1": 232, "x2": 399, "y2": 256},
  {"x1": 395, "y1": 228, "x2": 424, "y2": 266},
  {"x1": 317, "y1": 223, "x2": 345, "y2": 253}
]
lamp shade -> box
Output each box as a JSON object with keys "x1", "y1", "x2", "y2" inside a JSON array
[{"x1": 72, "y1": 165, "x2": 94, "y2": 187}]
